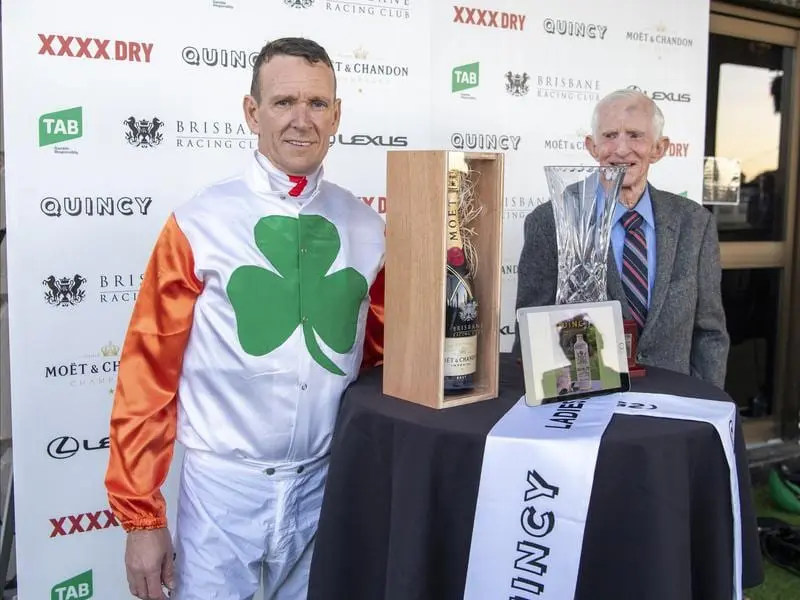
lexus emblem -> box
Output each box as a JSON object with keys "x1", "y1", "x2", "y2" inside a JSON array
[{"x1": 47, "y1": 436, "x2": 79, "y2": 459}]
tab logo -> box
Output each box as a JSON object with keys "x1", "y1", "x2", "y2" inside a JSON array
[
  {"x1": 39, "y1": 107, "x2": 83, "y2": 147},
  {"x1": 51, "y1": 569, "x2": 93, "y2": 600},
  {"x1": 452, "y1": 62, "x2": 479, "y2": 93}
]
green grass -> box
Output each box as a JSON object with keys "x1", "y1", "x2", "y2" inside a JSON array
[{"x1": 745, "y1": 484, "x2": 800, "y2": 600}]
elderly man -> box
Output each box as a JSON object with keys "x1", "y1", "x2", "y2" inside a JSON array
[
  {"x1": 104, "y1": 37, "x2": 386, "y2": 600},
  {"x1": 514, "y1": 88, "x2": 729, "y2": 389}
]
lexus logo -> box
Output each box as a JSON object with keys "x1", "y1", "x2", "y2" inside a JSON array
[
  {"x1": 47, "y1": 435, "x2": 110, "y2": 459},
  {"x1": 329, "y1": 134, "x2": 408, "y2": 147},
  {"x1": 627, "y1": 85, "x2": 691, "y2": 103},
  {"x1": 48, "y1": 436, "x2": 79, "y2": 459}
]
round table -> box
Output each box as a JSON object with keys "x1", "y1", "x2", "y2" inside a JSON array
[{"x1": 307, "y1": 354, "x2": 764, "y2": 600}]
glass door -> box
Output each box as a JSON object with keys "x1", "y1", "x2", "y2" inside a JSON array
[{"x1": 705, "y1": 10, "x2": 800, "y2": 443}]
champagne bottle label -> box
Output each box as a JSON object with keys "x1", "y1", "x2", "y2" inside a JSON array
[
  {"x1": 574, "y1": 334, "x2": 591, "y2": 391},
  {"x1": 444, "y1": 336, "x2": 477, "y2": 376},
  {"x1": 444, "y1": 164, "x2": 478, "y2": 389}
]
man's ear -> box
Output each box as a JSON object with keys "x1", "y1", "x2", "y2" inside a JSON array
[
  {"x1": 585, "y1": 135, "x2": 600, "y2": 161},
  {"x1": 332, "y1": 98, "x2": 342, "y2": 135},
  {"x1": 242, "y1": 95, "x2": 259, "y2": 135},
  {"x1": 650, "y1": 135, "x2": 670, "y2": 164}
]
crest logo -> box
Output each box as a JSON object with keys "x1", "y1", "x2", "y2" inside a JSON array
[
  {"x1": 123, "y1": 116, "x2": 165, "y2": 148},
  {"x1": 459, "y1": 300, "x2": 478, "y2": 322},
  {"x1": 43, "y1": 275, "x2": 87, "y2": 307},
  {"x1": 284, "y1": 0, "x2": 314, "y2": 7},
  {"x1": 505, "y1": 71, "x2": 529, "y2": 96}
]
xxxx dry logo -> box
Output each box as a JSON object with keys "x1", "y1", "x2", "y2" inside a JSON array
[
  {"x1": 453, "y1": 5, "x2": 526, "y2": 31},
  {"x1": 38, "y1": 34, "x2": 153, "y2": 62}
]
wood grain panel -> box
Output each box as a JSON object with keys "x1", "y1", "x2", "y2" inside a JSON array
[{"x1": 383, "y1": 151, "x2": 504, "y2": 408}]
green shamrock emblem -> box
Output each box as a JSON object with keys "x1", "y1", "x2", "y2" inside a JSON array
[{"x1": 226, "y1": 214, "x2": 368, "y2": 376}]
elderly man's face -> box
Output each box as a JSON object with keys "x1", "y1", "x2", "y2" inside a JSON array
[
  {"x1": 243, "y1": 55, "x2": 340, "y2": 176},
  {"x1": 585, "y1": 96, "x2": 668, "y2": 206}
]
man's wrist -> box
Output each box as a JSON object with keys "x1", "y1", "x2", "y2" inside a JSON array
[{"x1": 122, "y1": 515, "x2": 168, "y2": 533}]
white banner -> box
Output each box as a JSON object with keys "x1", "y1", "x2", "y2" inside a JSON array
[
  {"x1": 465, "y1": 392, "x2": 740, "y2": 600},
  {"x1": 463, "y1": 395, "x2": 618, "y2": 600},
  {"x1": 1, "y1": 0, "x2": 709, "y2": 596},
  {"x1": 615, "y1": 393, "x2": 742, "y2": 600}
]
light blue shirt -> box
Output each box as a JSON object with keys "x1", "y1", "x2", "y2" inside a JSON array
[{"x1": 596, "y1": 186, "x2": 657, "y2": 308}]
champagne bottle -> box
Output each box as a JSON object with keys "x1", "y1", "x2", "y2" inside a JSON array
[
  {"x1": 574, "y1": 333, "x2": 591, "y2": 392},
  {"x1": 444, "y1": 169, "x2": 478, "y2": 394}
]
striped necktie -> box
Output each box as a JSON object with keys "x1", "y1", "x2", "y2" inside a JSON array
[{"x1": 621, "y1": 210, "x2": 648, "y2": 332}]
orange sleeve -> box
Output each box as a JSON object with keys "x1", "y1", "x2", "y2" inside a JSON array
[
  {"x1": 105, "y1": 214, "x2": 203, "y2": 532},
  {"x1": 361, "y1": 265, "x2": 385, "y2": 370}
]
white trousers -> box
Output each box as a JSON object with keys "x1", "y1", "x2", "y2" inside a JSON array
[{"x1": 171, "y1": 448, "x2": 329, "y2": 600}]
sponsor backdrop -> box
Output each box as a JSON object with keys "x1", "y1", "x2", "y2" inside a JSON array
[{"x1": 1, "y1": 0, "x2": 709, "y2": 596}]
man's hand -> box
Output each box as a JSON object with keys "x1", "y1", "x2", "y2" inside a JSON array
[{"x1": 125, "y1": 528, "x2": 175, "y2": 599}]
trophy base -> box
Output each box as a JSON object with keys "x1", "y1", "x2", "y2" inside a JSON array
[{"x1": 624, "y1": 319, "x2": 647, "y2": 378}]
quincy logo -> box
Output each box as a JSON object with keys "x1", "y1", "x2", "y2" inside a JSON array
[
  {"x1": 51, "y1": 569, "x2": 93, "y2": 600},
  {"x1": 452, "y1": 62, "x2": 479, "y2": 92},
  {"x1": 39, "y1": 107, "x2": 83, "y2": 146}
]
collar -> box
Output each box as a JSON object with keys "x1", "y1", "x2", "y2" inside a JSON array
[
  {"x1": 612, "y1": 185, "x2": 654, "y2": 229},
  {"x1": 246, "y1": 150, "x2": 324, "y2": 201}
]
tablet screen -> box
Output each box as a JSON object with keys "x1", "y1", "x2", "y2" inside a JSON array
[{"x1": 516, "y1": 300, "x2": 631, "y2": 406}]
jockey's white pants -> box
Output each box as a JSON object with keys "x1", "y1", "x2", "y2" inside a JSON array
[{"x1": 171, "y1": 448, "x2": 328, "y2": 600}]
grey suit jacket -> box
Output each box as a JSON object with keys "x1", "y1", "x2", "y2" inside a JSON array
[{"x1": 512, "y1": 184, "x2": 730, "y2": 389}]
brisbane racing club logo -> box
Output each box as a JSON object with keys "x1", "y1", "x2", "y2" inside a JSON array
[
  {"x1": 123, "y1": 116, "x2": 165, "y2": 148},
  {"x1": 505, "y1": 71, "x2": 529, "y2": 96},
  {"x1": 43, "y1": 275, "x2": 87, "y2": 308},
  {"x1": 285, "y1": 0, "x2": 410, "y2": 19}
]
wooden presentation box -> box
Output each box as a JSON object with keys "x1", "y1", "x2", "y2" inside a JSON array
[{"x1": 382, "y1": 150, "x2": 504, "y2": 409}]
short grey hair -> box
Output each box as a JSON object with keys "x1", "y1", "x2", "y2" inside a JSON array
[{"x1": 590, "y1": 88, "x2": 665, "y2": 140}]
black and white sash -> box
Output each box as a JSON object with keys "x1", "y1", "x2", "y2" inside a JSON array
[{"x1": 463, "y1": 392, "x2": 740, "y2": 600}]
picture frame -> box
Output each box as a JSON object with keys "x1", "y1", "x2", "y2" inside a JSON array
[{"x1": 516, "y1": 300, "x2": 631, "y2": 406}]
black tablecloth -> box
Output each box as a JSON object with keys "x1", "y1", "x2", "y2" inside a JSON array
[{"x1": 307, "y1": 354, "x2": 764, "y2": 600}]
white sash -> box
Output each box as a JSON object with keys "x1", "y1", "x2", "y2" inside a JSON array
[
  {"x1": 462, "y1": 395, "x2": 618, "y2": 600},
  {"x1": 463, "y1": 391, "x2": 741, "y2": 600},
  {"x1": 615, "y1": 392, "x2": 741, "y2": 600}
]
